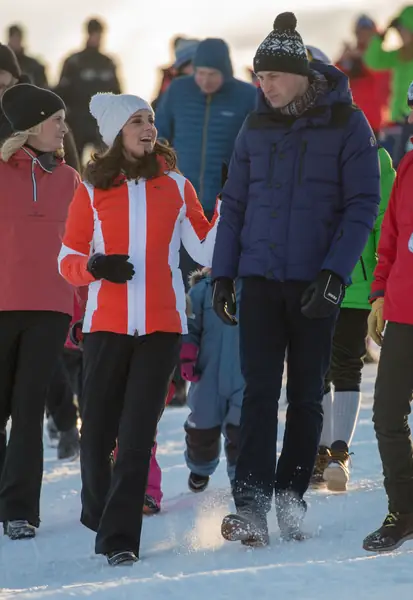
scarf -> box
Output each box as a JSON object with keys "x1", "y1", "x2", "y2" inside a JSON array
[{"x1": 279, "y1": 71, "x2": 329, "y2": 118}]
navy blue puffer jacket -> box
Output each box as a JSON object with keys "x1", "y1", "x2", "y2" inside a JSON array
[
  {"x1": 211, "y1": 63, "x2": 381, "y2": 284},
  {"x1": 155, "y1": 39, "x2": 257, "y2": 212}
]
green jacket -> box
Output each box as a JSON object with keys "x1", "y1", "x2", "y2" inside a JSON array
[
  {"x1": 364, "y1": 6, "x2": 413, "y2": 122},
  {"x1": 342, "y1": 147, "x2": 396, "y2": 310}
]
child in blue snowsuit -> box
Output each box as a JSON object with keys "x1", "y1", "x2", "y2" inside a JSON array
[{"x1": 180, "y1": 267, "x2": 244, "y2": 492}]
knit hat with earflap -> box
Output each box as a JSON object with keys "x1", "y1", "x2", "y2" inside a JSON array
[
  {"x1": 89, "y1": 93, "x2": 154, "y2": 147},
  {"x1": 253, "y1": 12, "x2": 309, "y2": 76}
]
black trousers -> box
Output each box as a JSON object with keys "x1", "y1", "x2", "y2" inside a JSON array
[
  {"x1": 234, "y1": 278, "x2": 338, "y2": 512},
  {"x1": 46, "y1": 348, "x2": 83, "y2": 431},
  {"x1": 0, "y1": 311, "x2": 70, "y2": 526},
  {"x1": 80, "y1": 331, "x2": 180, "y2": 556},
  {"x1": 373, "y1": 322, "x2": 413, "y2": 514},
  {"x1": 325, "y1": 307, "x2": 369, "y2": 393}
]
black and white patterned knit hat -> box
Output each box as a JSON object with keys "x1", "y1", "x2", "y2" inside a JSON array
[{"x1": 253, "y1": 12, "x2": 309, "y2": 76}]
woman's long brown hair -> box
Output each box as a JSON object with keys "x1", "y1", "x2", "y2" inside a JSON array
[{"x1": 83, "y1": 135, "x2": 178, "y2": 190}]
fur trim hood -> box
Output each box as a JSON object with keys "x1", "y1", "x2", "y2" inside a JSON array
[{"x1": 188, "y1": 267, "x2": 211, "y2": 288}]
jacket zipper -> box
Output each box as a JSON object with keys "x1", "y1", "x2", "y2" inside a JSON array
[
  {"x1": 298, "y1": 140, "x2": 307, "y2": 184},
  {"x1": 199, "y1": 94, "x2": 212, "y2": 204},
  {"x1": 267, "y1": 143, "x2": 277, "y2": 188},
  {"x1": 31, "y1": 158, "x2": 37, "y2": 202},
  {"x1": 360, "y1": 256, "x2": 368, "y2": 281}
]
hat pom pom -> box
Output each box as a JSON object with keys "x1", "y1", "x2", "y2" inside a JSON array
[
  {"x1": 89, "y1": 92, "x2": 113, "y2": 119},
  {"x1": 273, "y1": 12, "x2": 297, "y2": 31}
]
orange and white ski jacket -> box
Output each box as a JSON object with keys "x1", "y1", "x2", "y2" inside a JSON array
[{"x1": 58, "y1": 168, "x2": 217, "y2": 336}]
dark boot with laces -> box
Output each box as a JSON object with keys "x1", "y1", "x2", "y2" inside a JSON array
[
  {"x1": 363, "y1": 512, "x2": 413, "y2": 552},
  {"x1": 3, "y1": 520, "x2": 36, "y2": 540},
  {"x1": 275, "y1": 490, "x2": 307, "y2": 541},
  {"x1": 221, "y1": 504, "x2": 269, "y2": 547}
]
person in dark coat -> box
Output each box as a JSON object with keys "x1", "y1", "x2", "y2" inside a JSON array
[
  {"x1": 211, "y1": 12, "x2": 381, "y2": 547},
  {"x1": 7, "y1": 25, "x2": 48, "y2": 88},
  {"x1": 54, "y1": 17, "x2": 122, "y2": 161},
  {"x1": 0, "y1": 45, "x2": 80, "y2": 171}
]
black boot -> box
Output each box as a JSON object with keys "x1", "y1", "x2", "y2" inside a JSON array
[
  {"x1": 221, "y1": 507, "x2": 269, "y2": 547},
  {"x1": 188, "y1": 472, "x2": 209, "y2": 493},
  {"x1": 57, "y1": 426, "x2": 80, "y2": 460},
  {"x1": 363, "y1": 512, "x2": 413, "y2": 552},
  {"x1": 275, "y1": 490, "x2": 307, "y2": 541},
  {"x1": 4, "y1": 520, "x2": 36, "y2": 540},
  {"x1": 106, "y1": 550, "x2": 139, "y2": 566}
]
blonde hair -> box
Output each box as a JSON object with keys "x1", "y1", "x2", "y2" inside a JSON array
[{"x1": 1, "y1": 124, "x2": 42, "y2": 162}]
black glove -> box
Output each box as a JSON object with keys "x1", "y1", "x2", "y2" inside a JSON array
[
  {"x1": 212, "y1": 277, "x2": 238, "y2": 326},
  {"x1": 69, "y1": 319, "x2": 84, "y2": 347},
  {"x1": 301, "y1": 270, "x2": 344, "y2": 319},
  {"x1": 87, "y1": 253, "x2": 135, "y2": 284}
]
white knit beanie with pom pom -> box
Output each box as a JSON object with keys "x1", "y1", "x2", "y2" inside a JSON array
[{"x1": 89, "y1": 93, "x2": 154, "y2": 147}]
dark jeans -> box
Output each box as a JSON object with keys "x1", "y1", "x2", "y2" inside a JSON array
[
  {"x1": 0, "y1": 311, "x2": 70, "y2": 526},
  {"x1": 46, "y1": 348, "x2": 83, "y2": 431},
  {"x1": 325, "y1": 307, "x2": 369, "y2": 393},
  {"x1": 234, "y1": 278, "x2": 338, "y2": 512},
  {"x1": 373, "y1": 322, "x2": 413, "y2": 514},
  {"x1": 80, "y1": 331, "x2": 180, "y2": 557}
]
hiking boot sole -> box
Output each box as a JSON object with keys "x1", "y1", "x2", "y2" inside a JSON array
[{"x1": 221, "y1": 514, "x2": 269, "y2": 547}]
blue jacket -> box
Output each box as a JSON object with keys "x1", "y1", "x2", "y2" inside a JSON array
[
  {"x1": 185, "y1": 270, "x2": 244, "y2": 423},
  {"x1": 155, "y1": 39, "x2": 257, "y2": 212},
  {"x1": 211, "y1": 63, "x2": 381, "y2": 284}
]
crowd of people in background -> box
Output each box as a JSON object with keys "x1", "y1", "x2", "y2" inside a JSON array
[{"x1": 1, "y1": 4, "x2": 413, "y2": 566}]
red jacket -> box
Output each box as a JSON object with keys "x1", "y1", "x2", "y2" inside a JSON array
[
  {"x1": 0, "y1": 147, "x2": 80, "y2": 314},
  {"x1": 336, "y1": 61, "x2": 389, "y2": 132},
  {"x1": 371, "y1": 151, "x2": 413, "y2": 324}
]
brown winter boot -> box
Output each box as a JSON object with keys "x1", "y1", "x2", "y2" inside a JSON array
[
  {"x1": 323, "y1": 440, "x2": 350, "y2": 492},
  {"x1": 363, "y1": 512, "x2": 413, "y2": 552},
  {"x1": 310, "y1": 446, "x2": 331, "y2": 486}
]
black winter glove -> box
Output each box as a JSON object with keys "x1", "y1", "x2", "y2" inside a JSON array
[
  {"x1": 87, "y1": 253, "x2": 135, "y2": 284},
  {"x1": 212, "y1": 277, "x2": 238, "y2": 326},
  {"x1": 301, "y1": 270, "x2": 344, "y2": 319}
]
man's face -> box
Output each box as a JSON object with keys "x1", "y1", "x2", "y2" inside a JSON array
[
  {"x1": 356, "y1": 27, "x2": 375, "y2": 48},
  {"x1": 256, "y1": 71, "x2": 307, "y2": 108},
  {"x1": 0, "y1": 70, "x2": 17, "y2": 98},
  {"x1": 8, "y1": 32, "x2": 22, "y2": 53},
  {"x1": 195, "y1": 67, "x2": 224, "y2": 94}
]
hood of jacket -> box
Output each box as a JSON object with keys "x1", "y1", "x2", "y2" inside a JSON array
[{"x1": 193, "y1": 38, "x2": 233, "y2": 80}]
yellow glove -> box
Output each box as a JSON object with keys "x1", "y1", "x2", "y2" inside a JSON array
[{"x1": 368, "y1": 297, "x2": 385, "y2": 346}]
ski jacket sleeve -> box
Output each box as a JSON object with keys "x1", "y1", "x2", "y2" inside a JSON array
[
  {"x1": 321, "y1": 110, "x2": 381, "y2": 283},
  {"x1": 211, "y1": 122, "x2": 250, "y2": 280},
  {"x1": 370, "y1": 168, "x2": 400, "y2": 300},
  {"x1": 155, "y1": 85, "x2": 174, "y2": 144},
  {"x1": 184, "y1": 279, "x2": 208, "y2": 347},
  {"x1": 374, "y1": 147, "x2": 396, "y2": 252},
  {"x1": 180, "y1": 179, "x2": 217, "y2": 267},
  {"x1": 58, "y1": 183, "x2": 95, "y2": 287},
  {"x1": 364, "y1": 35, "x2": 399, "y2": 70}
]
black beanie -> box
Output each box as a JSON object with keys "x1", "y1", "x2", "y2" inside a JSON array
[
  {"x1": 0, "y1": 43, "x2": 21, "y2": 79},
  {"x1": 253, "y1": 12, "x2": 309, "y2": 76},
  {"x1": 1, "y1": 83, "x2": 66, "y2": 132}
]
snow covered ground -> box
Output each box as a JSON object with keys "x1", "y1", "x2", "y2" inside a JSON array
[{"x1": 2, "y1": 362, "x2": 413, "y2": 600}]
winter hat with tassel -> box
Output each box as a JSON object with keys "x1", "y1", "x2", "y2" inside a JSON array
[{"x1": 89, "y1": 93, "x2": 154, "y2": 147}]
